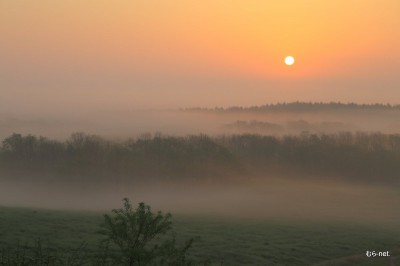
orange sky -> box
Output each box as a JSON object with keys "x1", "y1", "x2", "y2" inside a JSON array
[{"x1": 1, "y1": 0, "x2": 399, "y2": 113}]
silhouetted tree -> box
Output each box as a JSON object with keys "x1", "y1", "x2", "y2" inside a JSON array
[{"x1": 100, "y1": 198, "x2": 195, "y2": 266}]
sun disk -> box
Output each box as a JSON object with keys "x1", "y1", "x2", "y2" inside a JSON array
[{"x1": 285, "y1": 56, "x2": 295, "y2": 66}]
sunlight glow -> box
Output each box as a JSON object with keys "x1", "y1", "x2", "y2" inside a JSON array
[{"x1": 285, "y1": 56, "x2": 295, "y2": 66}]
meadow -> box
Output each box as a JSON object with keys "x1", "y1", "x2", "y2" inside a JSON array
[
  {"x1": 0, "y1": 205, "x2": 399, "y2": 265},
  {"x1": 1, "y1": 128, "x2": 400, "y2": 265}
]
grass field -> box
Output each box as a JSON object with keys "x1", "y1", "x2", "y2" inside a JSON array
[{"x1": 1, "y1": 206, "x2": 399, "y2": 265}]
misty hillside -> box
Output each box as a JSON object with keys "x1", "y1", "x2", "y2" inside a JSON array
[
  {"x1": 1, "y1": 132, "x2": 400, "y2": 185},
  {"x1": 3, "y1": 102, "x2": 400, "y2": 140},
  {"x1": 184, "y1": 102, "x2": 400, "y2": 113},
  {"x1": 224, "y1": 120, "x2": 355, "y2": 134}
]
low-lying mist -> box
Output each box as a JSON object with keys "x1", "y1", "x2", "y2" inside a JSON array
[
  {"x1": 0, "y1": 176, "x2": 399, "y2": 228},
  {"x1": 2, "y1": 103, "x2": 400, "y2": 139},
  {"x1": 2, "y1": 103, "x2": 400, "y2": 228},
  {"x1": 1, "y1": 130, "x2": 400, "y2": 228}
]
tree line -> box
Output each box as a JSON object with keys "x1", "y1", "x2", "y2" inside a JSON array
[
  {"x1": 1, "y1": 132, "x2": 400, "y2": 184},
  {"x1": 0, "y1": 133, "x2": 242, "y2": 183},
  {"x1": 184, "y1": 101, "x2": 400, "y2": 113}
]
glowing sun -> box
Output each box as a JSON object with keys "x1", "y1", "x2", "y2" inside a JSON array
[{"x1": 284, "y1": 56, "x2": 295, "y2": 66}]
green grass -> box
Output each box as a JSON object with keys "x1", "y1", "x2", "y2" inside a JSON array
[{"x1": 0, "y1": 206, "x2": 399, "y2": 265}]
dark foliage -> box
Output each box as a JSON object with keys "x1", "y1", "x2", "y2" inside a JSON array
[
  {"x1": 217, "y1": 132, "x2": 400, "y2": 182},
  {"x1": 1, "y1": 132, "x2": 400, "y2": 183},
  {"x1": 0, "y1": 133, "x2": 242, "y2": 182},
  {"x1": 99, "y1": 198, "x2": 195, "y2": 266},
  {"x1": 0, "y1": 239, "x2": 91, "y2": 266}
]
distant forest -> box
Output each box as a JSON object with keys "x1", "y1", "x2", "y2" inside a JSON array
[
  {"x1": 1, "y1": 132, "x2": 400, "y2": 185},
  {"x1": 183, "y1": 102, "x2": 400, "y2": 113}
]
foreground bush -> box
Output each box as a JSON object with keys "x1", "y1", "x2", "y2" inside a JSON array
[{"x1": 100, "y1": 198, "x2": 195, "y2": 266}]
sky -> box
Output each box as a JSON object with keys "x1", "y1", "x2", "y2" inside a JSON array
[{"x1": 1, "y1": 0, "x2": 400, "y2": 115}]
